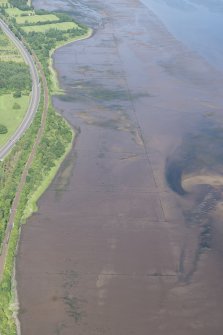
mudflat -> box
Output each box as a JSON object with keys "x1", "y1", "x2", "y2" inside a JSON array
[{"x1": 17, "y1": 0, "x2": 223, "y2": 334}]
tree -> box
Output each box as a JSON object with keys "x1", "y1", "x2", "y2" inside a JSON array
[
  {"x1": 0, "y1": 125, "x2": 8, "y2": 134},
  {"x1": 13, "y1": 91, "x2": 21, "y2": 98},
  {"x1": 13, "y1": 102, "x2": 21, "y2": 109}
]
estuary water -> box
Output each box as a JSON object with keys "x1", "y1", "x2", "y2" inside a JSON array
[
  {"x1": 141, "y1": 0, "x2": 223, "y2": 70},
  {"x1": 16, "y1": 0, "x2": 223, "y2": 334}
]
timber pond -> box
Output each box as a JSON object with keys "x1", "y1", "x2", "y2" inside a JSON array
[{"x1": 17, "y1": 0, "x2": 223, "y2": 334}]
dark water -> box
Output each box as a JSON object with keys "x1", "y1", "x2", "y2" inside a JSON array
[
  {"x1": 141, "y1": 0, "x2": 223, "y2": 70},
  {"x1": 16, "y1": 0, "x2": 223, "y2": 334}
]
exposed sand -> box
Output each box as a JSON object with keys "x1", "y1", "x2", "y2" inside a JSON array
[{"x1": 183, "y1": 173, "x2": 223, "y2": 189}]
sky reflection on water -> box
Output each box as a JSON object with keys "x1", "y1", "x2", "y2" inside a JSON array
[{"x1": 141, "y1": 0, "x2": 223, "y2": 70}]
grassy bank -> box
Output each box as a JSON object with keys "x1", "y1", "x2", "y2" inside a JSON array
[
  {"x1": 50, "y1": 28, "x2": 93, "y2": 94},
  {"x1": 22, "y1": 120, "x2": 75, "y2": 220},
  {"x1": 0, "y1": 1, "x2": 91, "y2": 334}
]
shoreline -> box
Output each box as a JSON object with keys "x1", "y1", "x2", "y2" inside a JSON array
[
  {"x1": 13, "y1": 23, "x2": 93, "y2": 335},
  {"x1": 16, "y1": 0, "x2": 223, "y2": 334},
  {"x1": 13, "y1": 125, "x2": 75, "y2": 335},
  {"x1": 0, "y1": 4, "x2": 93, "y2": 334},
  {"x1": 49, "y1": 28, "x2": 93, "y2": 94}
]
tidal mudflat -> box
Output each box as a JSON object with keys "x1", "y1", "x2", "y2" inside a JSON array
[{"x1": 17, "y1": 0, "x2": 223, "y2": 334}]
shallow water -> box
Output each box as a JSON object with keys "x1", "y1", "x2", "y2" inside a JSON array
[
  {"x1": 141, "y1": 0, "x2": 223, "y2": 70},
  {"x1": 16, "y1": 0, "x2": 223, "y2": 334}
]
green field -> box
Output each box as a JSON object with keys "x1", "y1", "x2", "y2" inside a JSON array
[
  {"x1": 0, "y1": 0, "x2": 9, "y2": 5},
  {"x1": 0, "y1": 29, "x2": 23, "y2": 62},
  {"x1": 0, "y1": 93, "x2": 30, "y2": 147},
  {"x1": 0, "y1": 10, "x2": 31, "y2": 148},
  {"x1": 5, "y1": 7, "x2": 34, "y2": 16},
  {"x1": 16, "y1": 14, "x2": 60, "y2": 25},
  {"x1": 22, "y1": 21, "x2": 78, "y2": 33}
]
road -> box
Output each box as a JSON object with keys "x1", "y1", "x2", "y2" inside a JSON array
[
  {"x1": 0, "y1": 18, "x2": 40, "y2": 160},
  {"x1": 0, "y1": 23, "x2": 49, "y2": 281}
]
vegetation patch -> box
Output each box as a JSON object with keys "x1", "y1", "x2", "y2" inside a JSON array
[
  {"x1": 12, "y1": 102, "x2": 20, "y2": 109},
  {"x1": 9, "y1": 0, "x2": 30, "y2": 10},
  {"x1": 0, "y1": 1, "x2": 91, "y2": 333},
  {"x1": 0, "y1": 27, "x2": 31, "y2": 149},
  {"x1": 22, "y1": 107, "x2": 74, "y2": 220},
  {"x1": 0, "y1": 0, "x2": 9, "y2": 5},
  {"x1": 0, "y1": 61, "x2": 31, "y2": 92},
  {"x1": 23, "y1": 21, "x2": 89, "y2": 93},
  {"x1": 15, "y1": 13, "x2": 59, "y2": 25},
  {"x1": 0, "y1": 99, "x2": 74, "y2": 335},
  {"x1": 21, "y1": 21, "x2": 78, "y2": 33},
  {"x1": 5, "y1": 7, "x2": 33, "y2": 16},
  {"x1": 0, "y1": 97, "x2": 43, "y2": 335},
  {"x1": 0, "y1": 29, "x2": 23, "y2": 63},
  {"x1": 0, "y1": 94, "x2": 30, "y2": 147},
  {"x1": 0, "y1": 16, "x2": 33, "y2": 243},
  {"x1": 0, "y1": 124, "x2": 8, "y2": 134}
]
